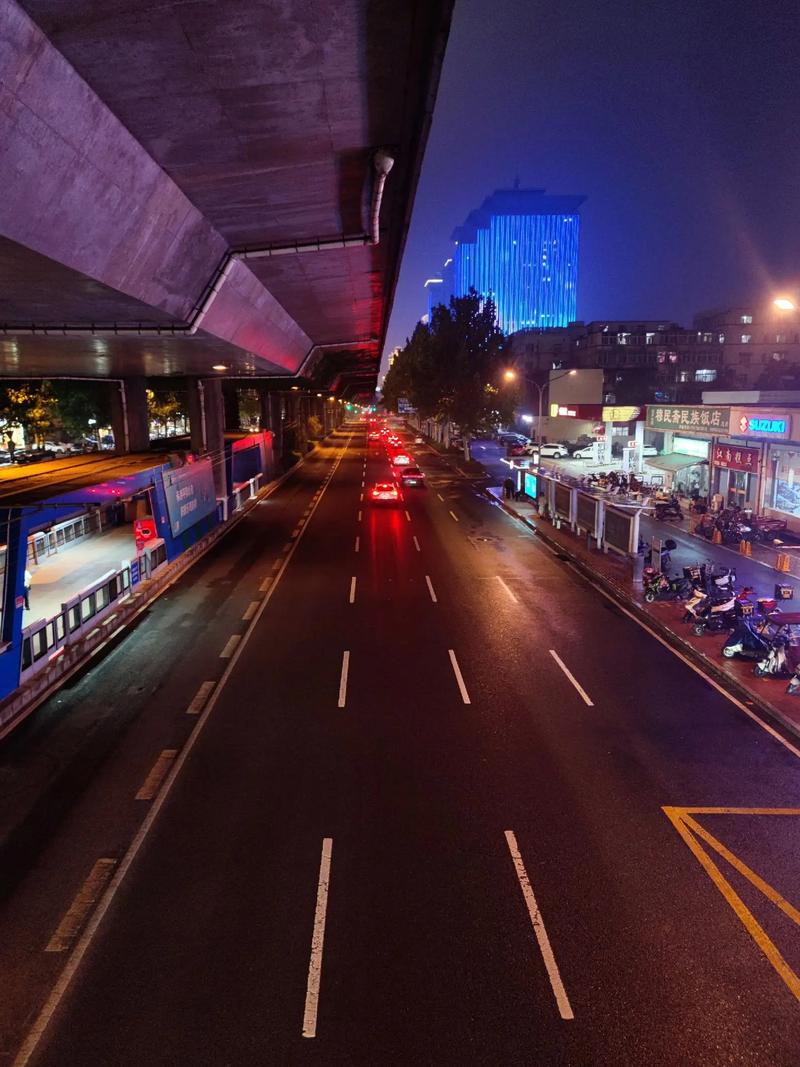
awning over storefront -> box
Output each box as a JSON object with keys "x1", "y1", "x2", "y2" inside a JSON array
[{"x1": 645, "y1": 453, "x2": 709, "y2": 472}]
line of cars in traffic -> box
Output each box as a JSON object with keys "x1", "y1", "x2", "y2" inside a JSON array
[
  {"x1": 497, "y1": 430, "x2": 659, "y2": 461},
  {"x1": 367, "y1": 421, "x2": 426, "y2": 504}
]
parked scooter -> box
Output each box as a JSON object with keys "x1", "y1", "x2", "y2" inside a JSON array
[
  {"x1": 654, "y1": 496, "x2": 683, "y2": 522},
  {"x1": 722, "y1": 620, "x2": 774, "y2": 660},
  {"x1": 684, "y1": 587, "x2": 754, "y2": 636},
  {"x1": 642, "y1": 566, "x2": 693, "y2": 603}
]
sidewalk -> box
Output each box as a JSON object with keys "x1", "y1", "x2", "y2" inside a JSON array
[{"x1": 486, "y1": 485, "x2": 800, "y2": 742}]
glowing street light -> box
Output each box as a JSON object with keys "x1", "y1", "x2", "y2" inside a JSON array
[
  {"x1": 502, "y1": 368, "x2": 577, "y2": 445},
  {"x1": 774, "y1": 297, "x2": 797, "y2": 311}
]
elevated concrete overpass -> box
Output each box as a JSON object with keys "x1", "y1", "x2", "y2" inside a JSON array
[{"x1": 0, "y1": 0, "x2": 453, "y2": 406}]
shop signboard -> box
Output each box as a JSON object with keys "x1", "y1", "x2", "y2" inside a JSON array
[
  {"x1": 162, "y1": 458, "x2": 216, "y2": 537},
  {"x1": 130, "y1": 558, "x2": 141, "y2": 586},
  {"x1": 602, "y1": 406, "x2": 641, "y2": 423},
  {"x1": 646, "y1": 405, "x2": 728, "y2": 434},
  {"x1": 523, "y1": 471, "x2": 538, "y2": 500},
  {"x1": 712, "y1": 444, "x2": 759, "y2": 472},
  {"x1": 729, "y1": 407, "x2": 793, "y2": 441}
]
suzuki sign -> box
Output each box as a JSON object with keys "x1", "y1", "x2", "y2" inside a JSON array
[{"x1": 730, "y1": 407, "x2": 793, "y2": 440}]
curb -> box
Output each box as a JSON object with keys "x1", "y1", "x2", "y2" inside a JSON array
[{"x1": 482, "y1": 487, "x2": 800, "y2": 744}]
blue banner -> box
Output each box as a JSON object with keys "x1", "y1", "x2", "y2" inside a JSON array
[{"x1": 161, "y1": 459, "x2": 217, "y2": 537}]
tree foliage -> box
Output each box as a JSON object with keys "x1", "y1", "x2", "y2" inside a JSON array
[{"x1": 382, "y1": 290, "x2": 518, "y2": 442}]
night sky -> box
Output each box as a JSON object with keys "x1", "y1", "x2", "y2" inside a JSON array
[{"x1": 384, "y1": 0, "x2": 800, "y2": 364}]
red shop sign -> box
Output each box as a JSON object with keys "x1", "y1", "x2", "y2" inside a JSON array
[{"x1": 712, "y1": 444, "x2": 759, "y2": 472}]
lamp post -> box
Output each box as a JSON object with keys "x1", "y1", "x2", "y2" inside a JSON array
[{"x1": 503, "y1": 368, "x2": 577, "y2": 446}]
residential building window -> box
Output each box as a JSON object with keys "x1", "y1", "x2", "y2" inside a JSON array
[
  {"x1": 772, "y1": 352, "x2": 786, "y2": 362},
  {"x1": 741, "y1": 334, "x2": 751, "y2": 343},
  {"x1": 776, "y1": 334, "x2": 787, "y2": 343},
  {"x1": 678, "y1": 370, "x2": 691, "y2": 383},
  {"x1": 740, "y1": 314, "x2": 753, "y2": 324},
  {"x1": 718, "y1": 333, "x2": 726, "y2": 343},
  {"x1": 645, "y1": 332, "x2": 655, "y2": 344},
  {"x1": 695, "y1": 368, "x2": 717, "y2": 382}
]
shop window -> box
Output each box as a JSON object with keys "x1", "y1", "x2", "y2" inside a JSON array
[
  {"x1": 695, "y1": 368, "x2": 717, "y2": 382},
  {"x1": 771, "y1": 454, "x2": 800, "y2": 517}
]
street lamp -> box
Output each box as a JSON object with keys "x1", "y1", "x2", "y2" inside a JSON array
[
  {"x1": 774, "y1": 297, "x2": 797, "y2": 311},
  {"x1": 503, "y1": 368, "x2": 577, "y2": 446}
]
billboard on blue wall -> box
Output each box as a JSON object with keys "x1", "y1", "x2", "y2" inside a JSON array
[{"x1": 162, "y1": 459, "x2": 217, "y2": 537}]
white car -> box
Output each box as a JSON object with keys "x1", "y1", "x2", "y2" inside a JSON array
[
  {"x1": 571, "y1": 444, "x2": 597, "y2": 459},
  {"x1": 538, "y1": 443, "x2": 570, "y2": 459}
]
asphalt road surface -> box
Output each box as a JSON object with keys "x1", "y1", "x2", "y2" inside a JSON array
[{"x1": 1, "y1": 425, "x2": 800, "y2": 1066}]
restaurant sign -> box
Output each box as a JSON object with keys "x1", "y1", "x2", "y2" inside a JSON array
[
  {"x1": 646, "y1": 404, "x2": 728, "y2": 433},
  {"x1": 712, "y1": 444, "x2": 759, "y2": 473}
]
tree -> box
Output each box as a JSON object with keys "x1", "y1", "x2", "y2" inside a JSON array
[
  {"x1": 147, "y1": 387, "x2": 187, "y2": 437},
  {"x1": 0, "y1": 382, "x2": 57, "y2": 445},
  {"x1": 50, "y1": 381, "x2": 112, "y2": 441},
  {"x1": 383, "y1": 290, "x2": 517, "y2": 459}
]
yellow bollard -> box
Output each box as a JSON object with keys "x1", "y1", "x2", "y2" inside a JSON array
[
  {"x1": 777, "y1": 552, "x2": 792, "y2": 573},
  {"x1": 712, "y1": 528, "x2": 722, "y2": 545},
  {"x1": 739, "y1": 540, "x2": 752, "y2": 557}
]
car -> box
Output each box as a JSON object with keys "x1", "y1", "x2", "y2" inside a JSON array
[
  {"x1": 509, "y1": 443, "x2": 539, "y2": 458},
  {"x1": 538, "y1": 443, "x2": 570, "y2": 459},
  {"x1": 414, "y1": 436, "x2": 424, "y2": 444},
  {"x1": 368, "y1": 431, "x2": 380, "y2": 441},
  {"x1": 399, "y1": 465, "x2": 425, "y2": 487},
  {"x1": 42, "y1": 440, "x2": 71, "y2": 453},
  {"x1": 391, "y1": 452, "x2": 412, "y2": 466},
  {"x1": 641, "y1": 445, "x2": 659, "y2": 457},
  {"x1": 370, "y1": 482, "x2": 401, "y2": 504},
  {"x1": 571, "y1": 443, "x2": 597, "y2": 459},
  {"x1": 499, "y1": 433, "x2": 530, "y2": 447}
]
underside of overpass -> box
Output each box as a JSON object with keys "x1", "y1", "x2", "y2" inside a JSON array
[{"x1": 0, "y1": 0, "x2": 454, "y2": 399}]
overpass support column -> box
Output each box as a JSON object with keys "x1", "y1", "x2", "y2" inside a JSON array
[
  {"x1": 111, "y1": 378, "x2": 149, "y2": 452},
  {"x1": 258, "y1": 390, "x2": 286, "y2": 467},
  {"x1": 187, "y1": 379, "x2": 227, "y2": 499}
]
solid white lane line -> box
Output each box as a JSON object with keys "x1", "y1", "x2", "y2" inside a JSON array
[
  {"x1": 360, "y1": 492, "x2": 363, "y2": 502},
  {"x1": 45, "y1": 860, "x2": 117, "y2": 953},
  {"x1": 186, "y1": 681, "x2": 215, "y2": 716},
  {"x1": 338, "y1": 651, "x2": 350, "y2": 708},
  {"x1": 260, "y1": 575, "x2": 274, "y2": 591},
  {"x1": 404, "y1": 510, "x2": 412, "y2": 522},
  {"x1": 449, "y1": 510, "x2": 459, "y2": 522},
  {"x1": 425, "y1": 575, "x2": 438, "y2": 603},
  {"x1": 357, "y1": 510, "x2": 362, "y2": 521},
  {"x1": 242, "y1": 601, "x2": 260, "y2": 622},
  {"x1": 354, "y1": 536, "x2": 360, "y2": 553},
  {"x1": 220, "y1": 635, "x2": 242, "y2": 659},
  {"x1": 13, "y1": 437, "x2": 355, "y2": 1067},
  {"x1": 413, "y1": 536, "x2": 421, "y2": 552},
  {"x1": 448, "y1": 649, "x2": 471, "y2": 704},
  {"x1": 437, "y1": 492, "x2": 444, "y2": 501},
  {"x1": 549, "y1": 649, "x2": 593, "y2": 706},
  {"x1": 302, "y1": 838, "x2": 333, "y2": 1038},
  {"x1": 496, "y1": 575, "x2": 519, "y2": 603},
  {"x1": 349, "y1": 577, "x2": 357, "y2": 604},
  {"x1": 135, "y1": 749, "x2": 178, "y2": 801},
  {"x1": 504, "y1": 830, "x2": 574, "y2": 1021}
]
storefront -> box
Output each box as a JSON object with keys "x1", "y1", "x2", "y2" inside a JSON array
[
  {"x1": 726, "y1": 406, "x2": 797, "y2": 528},
  {"x1": 644, "y1": 405, "x2": 721, "y2": 495},
  {"x1": 710, "y1": 440, "x2": 761, "y2": 510}
]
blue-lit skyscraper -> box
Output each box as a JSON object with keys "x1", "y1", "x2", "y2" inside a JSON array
[{"x1": 443, "y1": 188, "x2": 585, "y2": 334}]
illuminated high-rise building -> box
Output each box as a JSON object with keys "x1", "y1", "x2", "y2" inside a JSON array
[{"x1": 446, "y1": 187, "x2": 585, "y2": 333}]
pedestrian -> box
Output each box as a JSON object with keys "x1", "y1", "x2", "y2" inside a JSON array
[
  {"x1": 6, "y1": 433, "x2": 15, "y2": 461},
  {"x1": 23, "y1": 567, "x2": 31, "y2": 611},
  {"x1": 503, "y1": 476, "x2": 515, "y2": 499}
]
